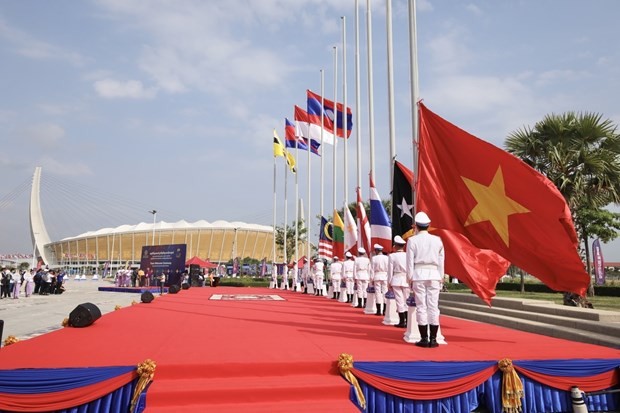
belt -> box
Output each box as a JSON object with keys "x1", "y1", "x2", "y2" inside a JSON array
[
  {"x1": 392, "y1": 272, "x2": 406, "y2": 276},
  {"x1": 415, "y1": 264, "x2": 438, "y2": 270}
]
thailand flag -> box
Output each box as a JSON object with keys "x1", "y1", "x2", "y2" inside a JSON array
[
  {"x1": 369, "y1": 177, "x2": 392, "y2": 253},
  {"x1": 287, "y1": 117, "x2": 321, "y2": 156},
  {"x1": 294, "y1": 105, "x2": 334, "y2": 145},
  {"x1": 307, "y1": 89, "x2": 353, "y2": 139},
  {"x1": 285, "y1": 118, "x2": 309, "y2": 151}
]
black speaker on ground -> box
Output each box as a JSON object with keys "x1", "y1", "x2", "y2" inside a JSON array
[
  {"x1": 181, "y1": 283, "x2": 190, "y2": 290},
  {"x1": 141, "y1": 291, "x2": 154, "y2": 303},
  {"x1": 69, "y1": 303, "x2": 101, "y2": 328},
  {"x1": 168, "y1": 284, "x2": 180, "y2": 294}
]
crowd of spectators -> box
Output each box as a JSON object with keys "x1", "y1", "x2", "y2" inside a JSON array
[{"x1": 0, "y1": 266, "x2": 66, "y2": 299}]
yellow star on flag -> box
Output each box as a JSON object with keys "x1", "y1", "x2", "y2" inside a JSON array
[{"x1": 462, "y1": 166, "x2": 530, "y2": 247}]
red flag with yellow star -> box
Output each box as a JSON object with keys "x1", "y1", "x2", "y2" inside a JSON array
[{"x1": 417, "y1": 102, "x2": 589, "y2": 300}]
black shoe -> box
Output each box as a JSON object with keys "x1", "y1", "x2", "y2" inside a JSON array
[
  {"x1": 428, "y1": 339, "x2": 439, "y2": 348},
  {"x1": 375, "y1": 303, "x2": 382, "y2": 316},
  {"x1": 415, "y1": 338, "x2": 430, "y2": 348},
  {"x1": 394, "y1": 312, "x2": 407, "y2": 328}
]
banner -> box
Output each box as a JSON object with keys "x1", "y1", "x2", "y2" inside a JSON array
[
  {"x1": 140, "y1": 244, "x2": 187, "y2": 286},
  {"x1": 592, "y1": 238, "x2": 606, "y2": 285}
]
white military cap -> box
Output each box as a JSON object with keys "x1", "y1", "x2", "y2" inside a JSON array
[
  {"x1": 393, "y1": 235, "x2": 406, "y2": 245},
  {"x1": 374, "y1": 244, "x2": 383, "y2": 250},
  {"x1": 345, "y1": 251, "x2": 353, "y2": 258},
  {"x1": 414, "y1": 211, "x2": 431, "y2": 226},
  {"x1": 357, "y1": 247, "x2": 366, "y2": 255}
]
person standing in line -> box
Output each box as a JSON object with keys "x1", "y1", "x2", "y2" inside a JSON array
[
  {"x1": 313, "y1": 257, "x2": 325, "y2": 296},
  {"x1": 406, "y1": 211, "x2": 445, "y2": 348},
  {"x1": 138, "y1": 268, "x2": 145, "y2": 287},
  {"x1": 158, "y1": 271, "x2": 166, "y2": 295},
  {"x1": 353, "y1": 248, "x2": 370, "y2": 308},
  {"x1": 0, "y1": 267, "x2": 10, "y2": 298},
  {"x1": 23, "y1": 269, "x2": 35, "y2": 297},
  {"x1": 301, "y1": 257, "x2": 309, "y2": 293},
  {"x1": 342, "y1": 252, "x2": 355, "y2": 303},
  {"x1": 328, "y1": 256, "x2": 342, "y2": 299},
  {"x1": 11, "y1": 268, "x2": 21, "y2": 299},
  {"x1": 388, "y1": 236, "x2": 409, "y2": 328},
  {"x1": 371, "y1": 244, "x2": 389, "y2": 316}
]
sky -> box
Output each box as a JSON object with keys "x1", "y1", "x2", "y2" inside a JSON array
[{"x1": 1, "y1": 0, "x2": 619, "y2": 262}]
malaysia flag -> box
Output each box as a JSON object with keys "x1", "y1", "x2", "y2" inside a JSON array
[
  {"x1": 370, "y1": 177, "x2": 392, "y2": 253},
  {"x1": 318, "y1": 216, "x2": 333, "y2": 261},
  {"x1": 294, "y1": 105, "x2": 334, "y2": 145},
  {"x1": 307, "y1": 89, "x2": 353, "y2": 139}
]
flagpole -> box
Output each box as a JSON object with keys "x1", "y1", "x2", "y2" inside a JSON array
[
  {"x1": 283, "y1": 155, "x2": 288, "y2": 281},
  {"x1": 320, "y1": 69, "x2": 325, "y2": 220},
  {"x1": 295, "y1": 129, "x2": 299, "y2": 284},
  {"x1": 272, "y1": 148, "x2": 277, "y2": 276},
  {"x1": 355, "y1": 0, "x2": 362, "y2": 192},
  {"x1": 342, "y1": 16, "x2": 348, "y2": 208},
  {"x1": 366, "y1": 0, "x2": 376, "y2": 184},
  {"x1": 386, "y1": 0, "x2": 396, "y2": 195},
  {"x1": 332, "y1": 45, "x2": 338, "y2": 222},
  {"x1": 307, "y1": 86, "x2": 312, "y2": 275},
  {"x1": 408, "y1": 0, "x2": 420, "y2": 216}
]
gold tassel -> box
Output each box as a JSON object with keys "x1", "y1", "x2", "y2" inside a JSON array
[
  {"x1": 62, "y1": 318, "x2": 70, "y2": 327},
  {"x1": 3, "y1": 336, "x2": 19, "y2": 347},
  {"x1": 114, "y1": 305, "x2": 122, "y2": 311},
  {"x1": 337, "y1": 353, "x2": 366, "y2": 410},
  {"x1": 498, "y1": 358, "x2": 524, "y2": 413},
  {"x1": 129, "y1": 359, "x2": 156, "y2": 412}
]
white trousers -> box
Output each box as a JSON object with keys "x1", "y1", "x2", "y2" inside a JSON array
[
  {"x1": 412, "y1": 280, "x2": 441, "y2": 325},
  {"x1": 356, "y1": 280, "x2": 369, "y2": 298},
  {"x1": 374, "y1": 280, "x2": 388, "y2": 304},
  {"x1": 392, "y1": 286, "x2": 410, "y2": 313}
]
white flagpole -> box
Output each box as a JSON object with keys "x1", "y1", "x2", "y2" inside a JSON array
[
  {"x1": 320, "y1": 69, "x2": 325, "y2": 220},
  {"x1": 342, "y1": 16, "x2": 349, "y2": 207},
  {"x1": 332, "y1": 46, "x2": 338, "y2": 219},
  {"x1": 307, "y1": 90, "x2": 312, "y2": 274},
  {"x1": 366, "y1": 0, "x2": 376, "y2": 183},
  {"x1": 355, "y1": 0, "x2": 362, "y2": 192},
  {"x1": 409, "y1": 0, "x2": 420, "y2": 214},
  {"x1": 386, "y1": 0, "x2": 396, "y2": 189},
  {"x1": 295, "y1": 129, "x2": 299, "y2": 282},
  {"x1": 283, "y1": 157, "x2": 288, "y2": 277},
  {"x1": 272, "y1": 150, "x2": 277, "y2": 273}
]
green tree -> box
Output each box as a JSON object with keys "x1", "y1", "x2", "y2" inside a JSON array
[
  {"x1": 505, "y1": 112, "x2": 620, "y2": 292},
  {"x1": 275, "y1": 220, "x2": 308, "y2": 263}
]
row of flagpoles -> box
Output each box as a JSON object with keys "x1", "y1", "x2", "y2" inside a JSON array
[
  {"x1": 271, "y1": 0, "x2": 413, "y2": 281},
  {"x1": 271, "y1": 0, "x2": 591, "y2": 304}
]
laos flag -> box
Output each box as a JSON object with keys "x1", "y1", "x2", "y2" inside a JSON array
[{"x1": 307, "y1": 89, "x2": 353, "y2": 139}]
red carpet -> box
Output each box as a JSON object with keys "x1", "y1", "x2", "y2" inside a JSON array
[{"x1": 1, "y1": 287, "x2": 618, "y2": 412}]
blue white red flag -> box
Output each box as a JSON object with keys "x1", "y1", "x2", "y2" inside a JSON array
[
  {"x1": 294, "y1": 105, "x2": 334, "y2": 145},
  {"x1": 369, "y1": 177, "x2": 392, "y2": 253},
  {"x1": 592, "y1": 238, "x2": 606, "y2": 285},
  {"x1": 307, "y1": 89, "x2": 353, "y2": 139},
  {"x1": 286, "y1": 117, "x2": 321, "y2": 156}
]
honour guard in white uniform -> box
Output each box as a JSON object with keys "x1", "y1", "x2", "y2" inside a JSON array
[
  {"x1": 353, "y1": 247, "x2": 370, "y2": 308},
  {"x1": 371, "y1": 244, "x2": 389, "y2": 316},
  {"x1": 329, "y1": 256, "x2": 342, "y2": 299},
  {"x1": 407, "y1": 211, "x2": 445, "y2": 348},
  {"x1": 388, "y1": 235, "x2": 409, "y2": 328},
  {"x1": 342, "y1": 251, "x2": 355, "y2": 303}
]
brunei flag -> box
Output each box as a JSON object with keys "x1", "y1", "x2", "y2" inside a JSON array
[{"x1": 273, "y1": 129, "x2": 296, "y2": 174}]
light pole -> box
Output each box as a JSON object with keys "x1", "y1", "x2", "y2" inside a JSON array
[{"x1": 148, "y1": 210, "x2": 157, "y2": 245}]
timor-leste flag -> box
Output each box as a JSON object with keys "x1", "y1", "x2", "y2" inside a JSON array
[{"x1": 417, "y1": 102, "x2": 589, "y2": 300}]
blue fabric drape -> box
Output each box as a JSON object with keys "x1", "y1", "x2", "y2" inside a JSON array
[{"x1": 0, "y1": 366, "x2": 135, "y2": 394}]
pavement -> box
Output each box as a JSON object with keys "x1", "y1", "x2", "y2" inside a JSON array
[{"x1": 0, "y1": 277, "x2": 144, "y2": 342}]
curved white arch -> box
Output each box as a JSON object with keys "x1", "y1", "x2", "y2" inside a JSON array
[{"x1": 29, "y1": 167, "x2": 55, "y2": 265}]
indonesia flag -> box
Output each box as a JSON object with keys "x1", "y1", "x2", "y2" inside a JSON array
[
  {"x1": 307, "y1": 89, "x2": 353, "y2": 139},
  {"x1": 369, "y1": 177, "x2": 392, "y2": 253},
  {"x1": 356, "y1": 187, "x2": 371, "y2": 254},
  {"x1": 294, "y1": 105, "x2": 334, "y2": 145}
]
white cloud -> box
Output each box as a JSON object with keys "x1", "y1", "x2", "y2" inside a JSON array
[
  {"x1": 535, "y1": 69, "x2": 588, "y2": 86},
  {"x1": 466, "y1": 4, "x2": 483, "y2": 16},
  {"x1": 426, "y1": 28, "x2": 472, "y2": 74},
  {"x1": 93, "y1": 79, "x2": 157, "y2": 99},
  {"x1": 22, "y1": 123, "x2": 66, "y2": 148},
  {"x1": 37, "y1": 155, "x2": 92, "y2": 176},
  {"x1": 0, "y1": 17, "x2": 87, "y2": 66}
]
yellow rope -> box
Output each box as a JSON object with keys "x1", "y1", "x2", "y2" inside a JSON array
[
  {"x1": 129, "y1": 359, "x2": 156, "y2": 412},
  {"x1": 3, "y1": 336, "x2": 19, "y2": 347},
  {"x1": 114, "y1": 305, "x2": 122, "y2": 311},
  {"x1": 338, "y1": 353, "x2": 366, "y2": 410},
  {"x1": 62, "y1": 318, "x2": 70, "y2": 327},
  {"x1": 498, "y1": 358, "x2": 524, "y2": 413}
]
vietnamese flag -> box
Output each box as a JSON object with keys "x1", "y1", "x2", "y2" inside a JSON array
[{"x1": 417, "y1": 102, "x2": 589, "y2": 299}]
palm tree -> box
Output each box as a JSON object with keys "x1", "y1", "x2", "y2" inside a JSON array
[{"x1": 505, "y1": 112, "x2": 620, "y2": 292}]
